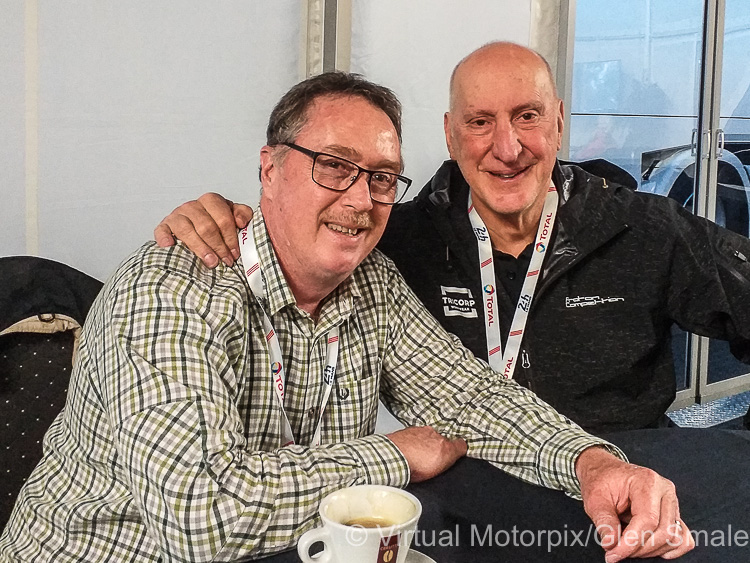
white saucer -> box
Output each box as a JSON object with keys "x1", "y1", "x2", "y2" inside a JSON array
[{"x1": 406, "y1": 550, "x2": 436, "y2": 563}]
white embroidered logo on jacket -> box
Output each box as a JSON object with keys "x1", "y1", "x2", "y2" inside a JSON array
[{"x1": 566, "y1": 295, "x2": 625, "y2": 308}]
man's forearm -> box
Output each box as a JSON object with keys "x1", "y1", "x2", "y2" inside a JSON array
[{"x1": 121, "y1": 418, "x2": 410, "y2": 559}]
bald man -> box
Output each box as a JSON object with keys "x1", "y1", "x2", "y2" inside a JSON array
[{"x1": 155, "y1": 42, "x2": 750, "y2": 435}]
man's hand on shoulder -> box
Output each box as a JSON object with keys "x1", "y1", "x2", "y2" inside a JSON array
[
  {"x1": 576, "y1": 446, "x2": 694, "y2": 562},
  {"x1": 154, "y1": 192, "x2": 253, "y2": 268},
  {"x1": 386, "y1": 426, "x2": 467, "y2": 483}
]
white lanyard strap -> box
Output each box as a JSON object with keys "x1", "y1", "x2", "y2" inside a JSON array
[
  {"x1": 467, "y1": 184, "x2": 558, "y2": 378},
  {"x1": 239, "y1": 226, "x2": 339, "y2": 447}
]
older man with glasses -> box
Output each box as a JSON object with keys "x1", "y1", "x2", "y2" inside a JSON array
[{"x1": 2, "y1": 71, "x2": 692, "y2": 562}]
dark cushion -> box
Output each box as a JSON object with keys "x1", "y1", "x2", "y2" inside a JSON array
[{"x1": 0, "y1": 331, "x2": 76, "y2": 528}]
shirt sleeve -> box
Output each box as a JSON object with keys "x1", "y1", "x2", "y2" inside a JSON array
[
  {"x1": 375, "y1": 256, "x2": 625, "y2": 498},
  {"x1": 100, "y1": 260, "x2": 409, "y2": 561}
]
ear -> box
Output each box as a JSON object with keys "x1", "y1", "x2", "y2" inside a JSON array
[
  {"x1": 444, "y1": 112, "x2": 456, "y2": 159},
  {"x1": 259, "y1": 145, "x2": 277, "y2": 192},
  {"x1": 556, "y1": 99, "x2": 565, "y2": 151}
]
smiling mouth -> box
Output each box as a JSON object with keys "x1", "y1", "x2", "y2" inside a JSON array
[
  {"x1": 327, "y1": 223, "x2": 362, "y2": 237},
  {"x1": 488, "y1": 166, "x2": 530, "y2": 179}
]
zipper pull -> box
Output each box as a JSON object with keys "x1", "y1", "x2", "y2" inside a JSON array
[
  {"x1": 734, "y1": 250, "x2": 748, "y2": 262},
  {"x1": 521, "y1": 349, "x2": 531, "y2": 369}
]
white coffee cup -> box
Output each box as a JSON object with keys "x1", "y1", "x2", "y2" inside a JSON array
[{"x1": 297, "y1": 485, "x2": 422, "y2": 563}]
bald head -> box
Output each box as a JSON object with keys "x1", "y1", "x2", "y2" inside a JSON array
[
  {"x1": 449, "y1": 42, "x2": 557, "y2": 112},
  {"x1": 442, "y1": 41, "x2": 564, "y2": 228}
]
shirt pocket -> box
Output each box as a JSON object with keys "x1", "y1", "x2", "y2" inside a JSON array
[{"x1": 330, "y1": 317, "x2": 381, "y2": 441}]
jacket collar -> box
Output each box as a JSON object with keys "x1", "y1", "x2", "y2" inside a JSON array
[
  {"x1": 417, "y1": 161, "x2": 480, "y2": 278},
  {"x1": 416, "y1": 159, "x2": 634, "y2": 279}
]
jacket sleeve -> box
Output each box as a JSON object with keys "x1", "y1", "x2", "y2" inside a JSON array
[
  {"x1": 664, "y1": 200, "x2": 750, "y2": 362},
  {"x1": 100, "y1": 261, "x2": 409, "y2": 562},
  {"x1": 375, "y1": 256, "x2": 625, "y2": 498}
]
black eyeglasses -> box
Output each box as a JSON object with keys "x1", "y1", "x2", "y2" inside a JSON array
[{"x1": 281, "y1": 142, "x2": 412, "y2": 205}]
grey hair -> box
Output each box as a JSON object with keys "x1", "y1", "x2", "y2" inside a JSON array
[{"x1": 266, "y1": 71, "x2": 402, "y2": 146}]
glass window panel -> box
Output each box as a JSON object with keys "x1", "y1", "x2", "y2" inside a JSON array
[
  {"x1": 36, "y1": 1, "x2": 301, "y2": 279},
  {"x1": 707, "y1": 0, "x2": 750, "y2": 385},
  {"x1": 350, "y1": 0, "x2": 531, "y2": 193},
  {"x1": 570, "y1": 115, "x2": 696, "y2": 191},
  {"x1": 572, "y1": 0, "x2": 703, "y2": 119},
  {"x1": 720, "y1": 1, "x2": 750, "y2": 125},
  {"x1": 574, "y1": 0, "x2": 648, "y2": 36}
]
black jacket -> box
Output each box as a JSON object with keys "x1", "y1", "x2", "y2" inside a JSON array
[{"x1": 377, "y1": 160, "x2": 750, "y2": 433}]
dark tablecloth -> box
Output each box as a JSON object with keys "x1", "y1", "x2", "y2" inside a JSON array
[{"x1": 262, "y1": 428, "x2": 750, "y2": 562}]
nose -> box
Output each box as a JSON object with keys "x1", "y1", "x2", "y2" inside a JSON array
[
  {"x1": 340, "y1": 171, "x2": 374, "y2": 211},
  {"x1": 491, "y1": 122, "x2": 522, "y2": 162}
]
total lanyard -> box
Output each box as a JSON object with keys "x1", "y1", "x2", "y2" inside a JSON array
[
  {"x1": 467, "y1": 183, "x2": 558, "y2": 379},
  {"x1": 238, "y1": 225, "x2": 339, "y2": 447}
]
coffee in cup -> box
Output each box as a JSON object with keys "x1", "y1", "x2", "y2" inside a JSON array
[
  {"x1": 344, "y1": 516, "x2": 398, "y2": 528},
  {"x1": 297, "y1": 485, "x2": 422, "y2": 563}
]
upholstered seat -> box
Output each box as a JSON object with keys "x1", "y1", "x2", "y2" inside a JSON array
[{"x1": 0, "y1": 256, "x2": 102, "y2": 527}]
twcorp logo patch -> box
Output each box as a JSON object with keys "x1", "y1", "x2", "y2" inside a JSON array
[{"x1": 441, "y1": 286, "x2": 478, "y2": 318}]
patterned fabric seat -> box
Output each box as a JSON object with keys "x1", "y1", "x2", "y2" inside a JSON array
[{"x1": 0, "y1": 256, "x2": 102, "y2": 528}]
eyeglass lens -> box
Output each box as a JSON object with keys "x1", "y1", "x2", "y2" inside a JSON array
[{"x1": 313, "y1": 154, "x2": 405, "y2": 204}]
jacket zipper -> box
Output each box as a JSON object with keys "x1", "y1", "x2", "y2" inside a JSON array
[{"x1": 520, "y1": 348, "x2": 535, "y2": 392}]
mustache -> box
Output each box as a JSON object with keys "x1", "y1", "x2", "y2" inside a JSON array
[{"x1": 322, "y1": 211, "x2": 374, "y2": 229}]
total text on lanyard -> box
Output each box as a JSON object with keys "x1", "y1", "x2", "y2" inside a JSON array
[
  {"x1": 467, "y1": 183, "x2": 558, "y2": 379},
  {"x1": 238, "y1": 225, "x2": 340, "y2": 447}
]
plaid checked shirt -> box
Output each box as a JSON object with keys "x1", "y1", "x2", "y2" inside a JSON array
[{"x1": 0, "y1": 212, "x2": 622, "y2": 562}]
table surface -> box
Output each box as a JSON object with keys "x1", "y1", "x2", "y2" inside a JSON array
[{"x1": 261, "y1": 428, "x2": 750, "y2": 562}]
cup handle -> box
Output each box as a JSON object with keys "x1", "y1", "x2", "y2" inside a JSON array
[{"x1": 297, "y1": 526, "x2": 333, "y2": 563}]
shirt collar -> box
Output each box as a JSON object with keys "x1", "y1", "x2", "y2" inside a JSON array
[{"x1": 249, "y1": 209, "x2": 297, "y2": 316}]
